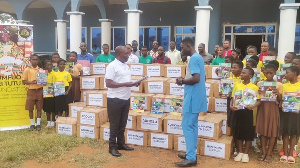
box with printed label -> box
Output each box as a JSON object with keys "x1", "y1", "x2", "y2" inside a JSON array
[
  {"x1": 147, "y1": 132, "x2": 173, "y2": 149},
  {"x1": 81, "y1": 89, "x2": 99, "y2": 102},
  {"x1": 128, "y1": 63, "x2": 144, "y2": 76},
  {"x1": 173, "y1": 135, "x2": 200, "y2": 154},
  {"x1": 130, "y1": 76, "x2": 145, "y2": 93},
  {"x1": 130, "y1": 93, "x2": 154, "y2": 111},
  {"x1": 136, "y1": 112, "x2": 165, "y2": 132},
  {"x1": 125, "y1": 129, "x2": 148, "y2": 146},
  {"x1": 100, "y1": 122, "x2": 110, "y2": 141},
  {"x1": 163, "y1": 115, "x2": 183, "y2": 135},
  {"x1": 198, "y1": 113, "x2": 223, "y2": 140},
  {"x1": 77, "y1": 124, "x2": 100, "y2": 139},
  {"x1": 56, "y1": 117, "x2": 77, "y2": 136},
  {"x1": 91, "y1": 63, "x2": 108, "y2": 75},
  {"x1": 144, "y1": 77, "x2": 168, "y2": 94},
  {"x1": 215, "y1": 113, "x2": 231, "y2": 136},
  {"x1": 77, "y1": 108, "x2": 107, "y2": 127},
  {"x1": 213, "y1": 98, "x2": 228, "y2": 113},
  {"x1": 198, "y1": 135, "x2": 233, "y2": 160},
  {"x1": 165, "y1": 79, "x2": 184, "y2": 96},
  {"x1": 68, "y1": 102, "x2": 86, "y2": 118},
  {"x1": 86, "y1": 91, "x2": 107, "y2": 107},
  {"x1": 97, "y1": 75, "x2": 107, "y2": 90},
  {"x1": 205, "y1": 81, "x2": 214, "y2": 97},
  {"x1": 126, "y1": 111, "x2": 138, "y2": 130},
  {"x1": 164, "y1": 95, "x2": 183, "y2": 113},
  {"x1": 143, "y1": 64, "x2": 165, "y2": 77},
  {"x1": 80, "y1": 76, "x2": 100, "y2": 90},
  {"x1": 206, "y1": 65, "x2": 221, "y2": 79},
  {"x1": 164, "y1": 65, "x2": 186, "y2": 78}
]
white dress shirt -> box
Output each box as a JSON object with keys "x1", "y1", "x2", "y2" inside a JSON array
[
  {"x1": 165, "y1": 49, "x2": 181, "y2": 65},
  {"x1": 105, "y1": 59, "x2": 131, "y2": 100},
  {"x1": 126, "y1": 54, "x2": 139, "y2": 63}
]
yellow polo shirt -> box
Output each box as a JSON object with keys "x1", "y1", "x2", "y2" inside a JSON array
[
  {"x1": 22, "y1": 66, "x2": 43, "y2": 89},
  {"x1": 229, "y1": 74, "x2": 242, "y2": 86},
  {"x1": 282, "y1": 82, "x2": 300, "y2": 99},
  {"x1": 54, "y1": 70, "x2": 72, "y2": 86},
  {"x1": 242, "y1": 60, "x2": 263, "y2": 69}
]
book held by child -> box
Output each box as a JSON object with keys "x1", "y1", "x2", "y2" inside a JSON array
[
  {"x1": 233, "y1": 90, "x2": 243, "y2": 109},
  {"x1": 37, "y1": 70, "x2": 48, "y2": 85},
  {"x1": 65, "y1": 62, "x2": 74, "y2": 74},
  {"x1": 282, "y1": 92, "x2": 300, "y2": 113},
  {"x1": 53, "y1": 81, "x2": 65, "y2": 96},
  {"x1": 218, "y1": 63, "x2": 231, "y2": 78},
  {"x1": 240, "y1": 87, "x2": 258, "y2": 107},
  {"x1": 260, "y1": 81, "x2": 277, "y2": 101},
  {"x1": 43, "y1": 83, "x2": 54, "y2": 98},
  {"x1": 276, "y1": 71, "x2": 288, "y2": 84},
  {"x1": 262, "y1": 56, "x2": 275, "y2": 65},
  {"x1": 219, "y1": 79, "x2": 234, "y2": 98}
]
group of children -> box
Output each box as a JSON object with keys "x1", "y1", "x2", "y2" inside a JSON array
[
  {"x1": 222, "y1": 47, "x2": 300, "y2": 163},
  {"x1": 22, "y1": 52, "x2": 82, "y2": 130}
]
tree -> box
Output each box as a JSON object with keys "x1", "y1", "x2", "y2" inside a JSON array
[{"x1": 0, "y1": 13, "x2": 16, "y2": 24}]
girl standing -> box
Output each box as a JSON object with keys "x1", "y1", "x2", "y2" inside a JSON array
[{"x1": 68, "y1": 51, "x2": 83, "y2": 102}]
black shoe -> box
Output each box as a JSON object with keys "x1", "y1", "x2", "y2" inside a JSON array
[
  {"x1": 178, "y1": 153, "x2": 186, "y2": 159},
  {"x1": 36, "y1": 125, "x2": 41, "y2": 131},
  {"x1": 118, "y1": 144, "x2": 134, "y2": 151},
  {"x1": 175, "y1": 159, "x2": 197, "y2": 167},
  {"x1": 29, "y1": 125, "x2": 35, "y2": 131},
  {"x1": 109, "y1": 148, "x2": 122, "y2": 157}
]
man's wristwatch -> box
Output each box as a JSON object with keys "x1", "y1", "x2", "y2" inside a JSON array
[{"x1": 181, "y1": 79, "x2": 184, "y2": 85}]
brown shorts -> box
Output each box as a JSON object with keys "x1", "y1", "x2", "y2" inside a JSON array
[{"x1": 25, "y1": 88, "x2": 43, "y2": 111}]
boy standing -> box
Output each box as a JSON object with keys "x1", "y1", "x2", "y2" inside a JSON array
[
  {"x1": 139, "y1": 46, "x2": 153, "y2": 64},
  {"x1": 22, "y1": 54, "x2": 43, "y2": 131}
]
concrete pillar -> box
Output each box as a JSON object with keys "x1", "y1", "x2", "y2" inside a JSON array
[
  {"x1": 67, "y1": 11, "x2": 85, "y2": 54},
  {"x1": 278, "y1": 3, "x2": 299, "y2": 61},
  {"x1": 99, "y1": 19, "x2": 113, "y2": 49},
  {"x1": 124, "y1": 9, "x2": 143, "y2": 44},
  {"x1": 15, "y1": 20, "x2": 30, "y2": 25},
  {"x1": 194, "y1": 6, "x2": 213, "y2": 51},
  {"x1": 54, "y1": 20, "x2": 68, "y2": 60}
]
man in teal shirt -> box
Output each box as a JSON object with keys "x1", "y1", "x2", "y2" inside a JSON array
[
  {"x1": 211, "y1": 46, "x2": 225, "y2": 65},
  {"x1": 139, "y1": 46, "x2": 153, "y2": 64},
  {"x1": 96, "y1": 44, "x2": 115, "y2": 63}
]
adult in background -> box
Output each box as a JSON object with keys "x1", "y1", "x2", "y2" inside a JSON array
[
  {"x1": 212, "y1": 45, "x2": 219, "y2": 58},
  {"x1": 175, "y1": 38, "x2": 207, "y2": 167},
  {"x1": 198, "y1": 43, "x2": 213, "y2": 65},
  {"x1": 96, "y1": 44, "x2": 115, "y2": 63},
  {"x1": 152, "y1": 46, "x2": 171, "y2": 64},
  {"x1": 259, "y1": 41, "x2": 270, "y2": 61},
  {"x1": 77, "y1": 42, "x2": 95, "y2": 63},
  {"x1": 166, "y1": 40, "x2": 181, "y2": 65},
  {"x1": 126, "y1": 44, "x2": 139, "y2": 63},
  {"x1": 105, "y1": 46, "x2": 142, "y2": 157},
  {"x1": 91, "y1": 45, "x2": 101, "y2": 55},
  {"x1": 223, "y1": 39, "x2": 232, "y2": 56},
  {"x1": 131, "y1": 40, "x2": 140, "y2": 57},
  {"x1": 150, "y1": 41, "x2": 159, "y2": 58}
]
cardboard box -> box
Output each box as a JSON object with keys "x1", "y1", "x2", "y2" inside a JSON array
[
  {"x1": 198, "y1": 113, "x2": 223, "y2": 140},
  {"x1": 98, "y1": 75, "x2": 107, "y2": 90},
  {"x1": 216, "y1": 113, "x2": 231, "y2": 136},
  {"x1": 86, "y1": 91, "x2": 107, "y2": 107},
  {"x1": 130, "y1": 76, "x2": 144, "y2": 93},
  {"x1": 213, "y1": 81, "x2": 221, "y2": 98},
  {"x1": 214, "y1": 98, "x2": 227, "y2": 113},
  {"x1": 163, "y1": 95, "x2": 183, "y2": 113},
  {"x1": 136, "y1": 112, "x2": 165, "y2": 132},
  {"x1": 205, "y1": 81, "x2": 214, "y2": 97},
  {"x1": 173, "y1": 135, "x2": 200, "y2": 154},
  {"x1": 144, "y1": 77, "x2": 168, "y2": 94},
  {"x1": 81, "y1": 89, "x2": 99, "y2": 102},
  {"x1": 125, "y1": 129, "x2": 148, "y2": 146},
  {"x1": 143, "y1": 64, "x2": 165, "y2": 77},
  {"x1": 69, "y1": 102, "x2": 86, "y2": 118},
  {"x1": 130, "y1": 93, "x2": 154, "y2": 111},
  {"x1": 128, "y1": 63, "x2": 144, "y2": 76},
  {"x1": 80, "y1": 76, "x2": 100, "y2": 90},
  {"x1": 77, "y1": 124, "x2": 100, "y2": 139},
  {"x1": 77, "y1": 108, "x2": 108, "y2": 127},
  {"x1": 198, "y1": 135, "x2": 233, "y2": 160},
  {"x1": 56, "y1": 117, "x2": 77, "y2": 136},
  {"x1": 163, "y1": 115, "x2": 183, "y2": 135},
  {"x1": 100, "y1": 122, "x2": 110, "y2": 141},
  {"x1": 147, "y1": 132, "x2": 173, "y2": 149},
  {"x1": 164, "y1": 65, "x2": 186, "y2": 78},
  {"x1": 165, "y1": 79, "x2": 184, "y2": 96},
  {"x1": 207, "y1": 97, "x2": 214, "y2": 112},
  {"x1": 91, "y1": 63, "x2": 108, "y2": 75},
  {"x1": 126, "y1": 111, "x2": 138, "y2": 130},
  {"x1": 206, "y1": 65, "x2": 221, "y2": 79}
]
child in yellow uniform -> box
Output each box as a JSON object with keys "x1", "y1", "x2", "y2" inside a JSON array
[
  {"x1": 280, "y1": 66, "x2": 300, "y2": 164},
  {"x1": 230, "y1": 68, "x2": 260, "y2": 163},
  {"x1": 292, "y1": 56, "x2": 300, "y2": 81},
  {"x1": 54, "y1": 59, "x2": 72, "y2": 117}
]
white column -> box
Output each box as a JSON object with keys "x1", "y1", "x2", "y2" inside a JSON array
[
  {"x1": 54, "y1": 20, "x2": 68, "y2": 60},
  {"x1": 194, "y1": 6, "x2": 213, "y2": 51},
  {"x1": 124, "y1": 10, "x2": 143, "y2": 44},
  {"x1": 16, "y1": 20, "x2": 30, "y2": 25},
  {"x1": 99, "y1": 19, "x2": 113, "y2": 49},
  {"x1": 67, "y1": 11, "x2": 85, "y2": 54},
  {"x1": 278, "y1": 4, "x2": 299, "y2": 61}
]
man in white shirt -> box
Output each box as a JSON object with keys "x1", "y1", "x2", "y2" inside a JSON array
[
  {"x1": 149, "y1": 41, "x2": 159, "y2": 58},
  {"x1": 166, "y1": 40, "x2": 181, "y2": 65},
  {"x1": 105, "y1": 46, "x2": 141, "y2": 157},
  {"x1": 126, "y1": 44, "x2": 139, "y2": 63}
]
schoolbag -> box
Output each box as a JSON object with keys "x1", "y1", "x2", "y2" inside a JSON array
[{"x1": 153, "y1": 56, "x2": 168, "y2": 64}]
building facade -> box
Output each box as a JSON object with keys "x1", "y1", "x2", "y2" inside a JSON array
[{"x1": 0, "y1": 0, "x2": 299, "y2": 60}]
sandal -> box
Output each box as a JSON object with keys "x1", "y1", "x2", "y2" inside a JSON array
[
  {"x1": 287, "y1": 156, "x2": 295, "y2": 164},
  {"x1": 280, "y1": 155, "x2": 287, "y2": 163},
  {"x1": 257, "y1": 154, "x2": 265, "y2": 161},
  {"x1": 264, "y1": 155, "x2": 272, "y2": 163}
]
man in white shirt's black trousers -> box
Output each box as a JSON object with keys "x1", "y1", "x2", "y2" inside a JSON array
[{"x1": 105, "y1": 46, "x2": 141, "y2": 157}]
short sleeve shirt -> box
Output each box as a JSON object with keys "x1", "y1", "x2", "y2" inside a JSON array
[
  {"x1": 127, "y1": 54, "x2": 139, "y2": 63},
  {"x1": 47, "y1": 70, "x2": 56, "y2": 84},
  {"x1": 105, "y1": 59, "x2": 131, "y2": 100},
  {"x1": 96, "y1": 54, "x2": 115, "y2": 63},
  {"x1": 282, "y1": 82, "x2": 300, "y2": 99},
  {"x1": 183, "y1": 52, "x2": 207, "y2": 113},
  {"x1": 22, "y1": 66, "x2": 43, "y2": 89},
  {"x1": 139, "y1": 55, "x2": 153, "y2": 64},
  {"x1": 165, "y1": 49, "x2": 181, "y2": 65},
  {"x1": 231, "y1": 82, "x2": 260, "y2": 99},
  {"x1": 228, "y1": 74, "x2": 242, "y2": 86},
  {"x1": 77, "y1": 53, "x2": 95, "y2": 63},
  {"x1": 211, "y1": 57, "x2": 225, "y2": 65},
  {"x1": 54, "y1": 70, "x2": 72, "y2": 87}
]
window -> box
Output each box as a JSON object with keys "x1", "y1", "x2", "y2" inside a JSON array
[
  {"x1": 139, "y1": 26, "x2": 170, "y2": 51},
  {"x1": 90, "y1": 27, "x2": 101, "y2": 52},
  {"x1": 175, "y1": 26, "x2": 196, "y2": 51},
  {"x1": 295, "y1": 25, "x2": 300, "y2": 54},
  {"x1": 112, "y1": 27, "x2": 126, "y2": 51},
  {"x1": 55, "y1": 27, "x2": 87, "y2": 51}
]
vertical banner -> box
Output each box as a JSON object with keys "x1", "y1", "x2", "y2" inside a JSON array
[{"x1": 0, "y1": 24, "x2": 33, "y2": 131}]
